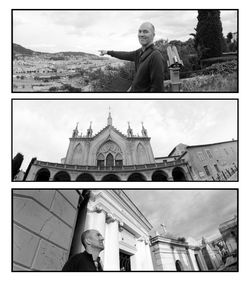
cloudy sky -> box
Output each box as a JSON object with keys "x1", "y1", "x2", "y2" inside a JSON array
[
  {"x1": 13, "y1": 10, "x2": 237, "y2": 54},
  {"x1": 13, "y1": 100, "x2": 237, "y2": 170},
  {"x1": 125, "y1": 189, "x2": 237, "y2": 241}
]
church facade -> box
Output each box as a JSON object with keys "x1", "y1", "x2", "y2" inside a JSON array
[{"x1": 23, "y1": 112, "x2": 192, "y2": 181}]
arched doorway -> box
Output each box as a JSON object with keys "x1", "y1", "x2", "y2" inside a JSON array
[
  {"x1": 53, "y1": 171, "x2": 71, "y2": 181},
  {"x1": 76, "y1": 173, "x2": 95, "y2": 181},
  {"x1": 127, "y1": 173, "x2": 146, "y2": 181},
  {"x1": 172, "y1": 167, "x2": 187, "y2": 181},
  {"x1": 152, "y1": 170, "x2": 168, "y2": 181},
  {"x1": 106, "y1": 153, "x2": 114, "y2": 167},
  {"x1": 175, "y1": 260, "x2": 183, "y2": 271},
  {"x1": 35, "y1": 168, "x2": 50, "y2": 181},
  {"x1": 102, "y1": 174, "x2": 121, "y2": 181}
]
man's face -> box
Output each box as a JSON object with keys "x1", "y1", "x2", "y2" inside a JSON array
[
  {"x1": 89, "y1": 230, "x2": 104, "y2": 250},
  {"x1": 138, "y1": 23, "x2": 155, "y2": 47}
]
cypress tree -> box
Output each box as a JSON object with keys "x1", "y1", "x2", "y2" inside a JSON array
[{"x1": 194, "y1": 10, "x2": 224, "y2": 59}]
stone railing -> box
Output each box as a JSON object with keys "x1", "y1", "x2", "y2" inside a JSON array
[{"x1": 34, "y1": 159, "x2": 187, "y2": 172}]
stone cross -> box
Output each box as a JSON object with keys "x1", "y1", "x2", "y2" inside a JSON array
[{"x1": 160, "y1": 223, "x2": 167, "y2": 234}]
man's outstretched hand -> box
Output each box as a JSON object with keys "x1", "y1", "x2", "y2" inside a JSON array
[{"x1": 99, "y1": 50, "x2": 108, "y2": 56}]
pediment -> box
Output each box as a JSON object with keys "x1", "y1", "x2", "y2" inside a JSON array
[{"x1": 93, "y1": 125, "x2": 127, "y2": 142}]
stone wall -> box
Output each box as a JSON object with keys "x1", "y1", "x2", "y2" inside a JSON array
[{"x1": 13, "y1": 190, "x2": 80, "y2": 271}]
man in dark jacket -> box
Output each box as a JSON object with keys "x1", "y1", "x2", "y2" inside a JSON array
[
  {"x1": 99, "y1": 22, "x2": 164, "y2": 92},
  {"x1": 62, "y1": 229, "x2": 104, "y2": 271}
]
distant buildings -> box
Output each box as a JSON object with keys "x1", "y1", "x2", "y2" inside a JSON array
[
  {"x1": 151, "y1": 215, "x2": 238, "y2": 271},
  {"x1": 12, "y1": 52, "x2": 117, "y2": 92},
  {"x1": 168, "y1": 140, "x2": 238, "y2": 181}
]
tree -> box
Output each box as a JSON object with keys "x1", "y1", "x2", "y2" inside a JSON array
[
  {"x1": 12, "y1": 153, "x2": 24, "y2": 180},
  {"x1": 194, "y1": 10, "x2": 224, "y2": 59},
  {"x1": 227, "y1": 32, "x2": 233, "y2": 43}
]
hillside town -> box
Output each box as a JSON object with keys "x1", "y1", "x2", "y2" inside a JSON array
[{"x1": 13, "y1": 45, "x2": 124, "y2": 92}]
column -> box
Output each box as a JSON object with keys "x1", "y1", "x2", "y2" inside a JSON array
[
  {"x1": 103, "y1": 214, "x2": 120, "y2": 270},
  {"x1": 144, "y1": 238, "x2": 154, "y2": 270},
  {"x1": 131, "y1": 237, "x2": 145, "y2": 270}
]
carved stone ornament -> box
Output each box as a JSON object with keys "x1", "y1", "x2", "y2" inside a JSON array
[
  {"x1": 98, "y1": 141, "x2": 122, "y2": 154},
  {"x1": 106, "y1": 213, "x2": 115, "y2": 224}
]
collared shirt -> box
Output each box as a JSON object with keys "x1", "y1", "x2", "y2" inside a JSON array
[
  {"x1": 107, "y1": 44, "x2": 164, "y2": 92},
  {"x1": 62, "y1": 251, "x2": 103, "y2": 272}
]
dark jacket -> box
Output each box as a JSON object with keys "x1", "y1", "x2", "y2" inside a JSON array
[
  {"x1": 62, "y1": 251, "x2": 103, "y2": 272},
  {"x1": 107, "y1": 44, "x2": 164, "y2": 92}
]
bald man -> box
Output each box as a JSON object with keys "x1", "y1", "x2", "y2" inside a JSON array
[
  {"x1": 99, "y1": 22, "x2": 164, "y2": 92},
  {"x1": 62, "y1": 229, "x2": 104, "y2": 271}
]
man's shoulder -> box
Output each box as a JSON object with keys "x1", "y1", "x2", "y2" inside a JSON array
[
  {"x1": 62, "y1": 252, "x2": 91, "y2": 271},
  {"x1": 151, "y1": 47, "x2": 163, "y2": 56}
]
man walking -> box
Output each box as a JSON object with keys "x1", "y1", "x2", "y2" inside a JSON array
[{"x1": 99, "y1": 22, "x2": 164, "y2": 92}]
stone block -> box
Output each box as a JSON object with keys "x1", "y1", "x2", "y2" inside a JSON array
[
  {"x1": 13, "y1": 263, "x2": 30, "y2": 271},
  {"x1": 13, "y1": 224, "x2": 40, "y2": 268},
  {"x1": 51, "y1": 191, "x2": 77, "y2": 226},
  {"x1": 40, "y1": 215, "x2": 73, "y2": 249},
  {"x1": 13, "y1": 190, "x2": 55, "y2": 209},
  {"x1": 32, "y1": 239, "x2": 68, "y2": 271},
  {"x1": 13, "y1": 197, "x2": 54, "y2": 233},
  {"x1": 58, "y1": 190, "x2": 79, "y2": 208},
  {"x1": 13, "y1": 197, "x2": 73, "y2": 249}
]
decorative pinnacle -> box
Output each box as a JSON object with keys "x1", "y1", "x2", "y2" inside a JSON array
[{"x1": 107, "y1": 107, "x2": 112, "y2": 126}]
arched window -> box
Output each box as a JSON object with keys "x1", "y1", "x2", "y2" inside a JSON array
[
  {"x1": 96, "y1": 141, "x2": 123, "y2": 168},
  {"x1": 127, "y1": 173, "x2": 146, "y2": 181},
  {"x1": 106, "y1": 153, "x2": 114, "y2": 167},
  {"x1": 35, "y1": 168, "x2": 50, "y2": 181},
  {"x1": 175, "y1": 260, "x2": 183, "y2": 271},
  {"x1": 115, "y1": 153, "x2": 123, "y2": 167},
  {"x1": 97, "y1": 153, "x2": 105, "y2": 168},
  {"x1": 53, "y1": 171, "x2": 71, "y2": 181},
  {"x1": 152, "y1": 170, "x2": 168, "y2": 181},
  {"x1": 172, "y1": 167, "x2": 187, "y2": 181}
]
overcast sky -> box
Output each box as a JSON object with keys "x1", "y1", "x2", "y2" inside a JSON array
[
  {"x1": 125, "y1": 189, "x2": 237, "y2": 241},
  {"x1": 13, "y1": 10, "x2": 237, "y2": 54},
  {"x1": 13, "y1": 100, "x2": 237, "y2": 170}
]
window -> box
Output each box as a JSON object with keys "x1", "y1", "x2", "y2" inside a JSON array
[
  {"x1": 115, "y1": 153, "x2": 123, "y2": 167},
  {"x1": 197, "y1": 152, "x2": 205, "y2": 161},
  {"x1": 97, "y1": 153, "x2": 105, "y2": 167},
  {"x1": 203, "y1": 165, "x2": 211, "y2": 176},
  {"x1": 106, "y1": 153, "x2": 114, "y2": 167},
  {"x1": 206, "y1": 149, "x2": 213, "y2": 159}
]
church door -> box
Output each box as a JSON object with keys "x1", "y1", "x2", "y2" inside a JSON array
[{"x1": 120, "y1": 251, "x2": 131, "y2": 271}]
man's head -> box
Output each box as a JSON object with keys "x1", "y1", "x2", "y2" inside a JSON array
[
  {"x1": 138, "y1": 22, "x2": 155, "y2": 48},
  {"x1": 81, "y1": 229, "x2": 104, "y2": 252}
]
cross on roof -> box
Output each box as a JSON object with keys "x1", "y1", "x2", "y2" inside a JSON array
[{"x1": 160, "y1": 223, "x2": 167, "y2": 233}]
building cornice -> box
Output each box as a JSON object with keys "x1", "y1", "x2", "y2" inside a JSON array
[{"x1": 33, "y1": 158, "x2": 187, "y2": 173}]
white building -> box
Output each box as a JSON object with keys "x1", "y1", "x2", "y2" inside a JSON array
[{"x1": 13, "y1": 189, "x2": 153, "y2": 271}]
